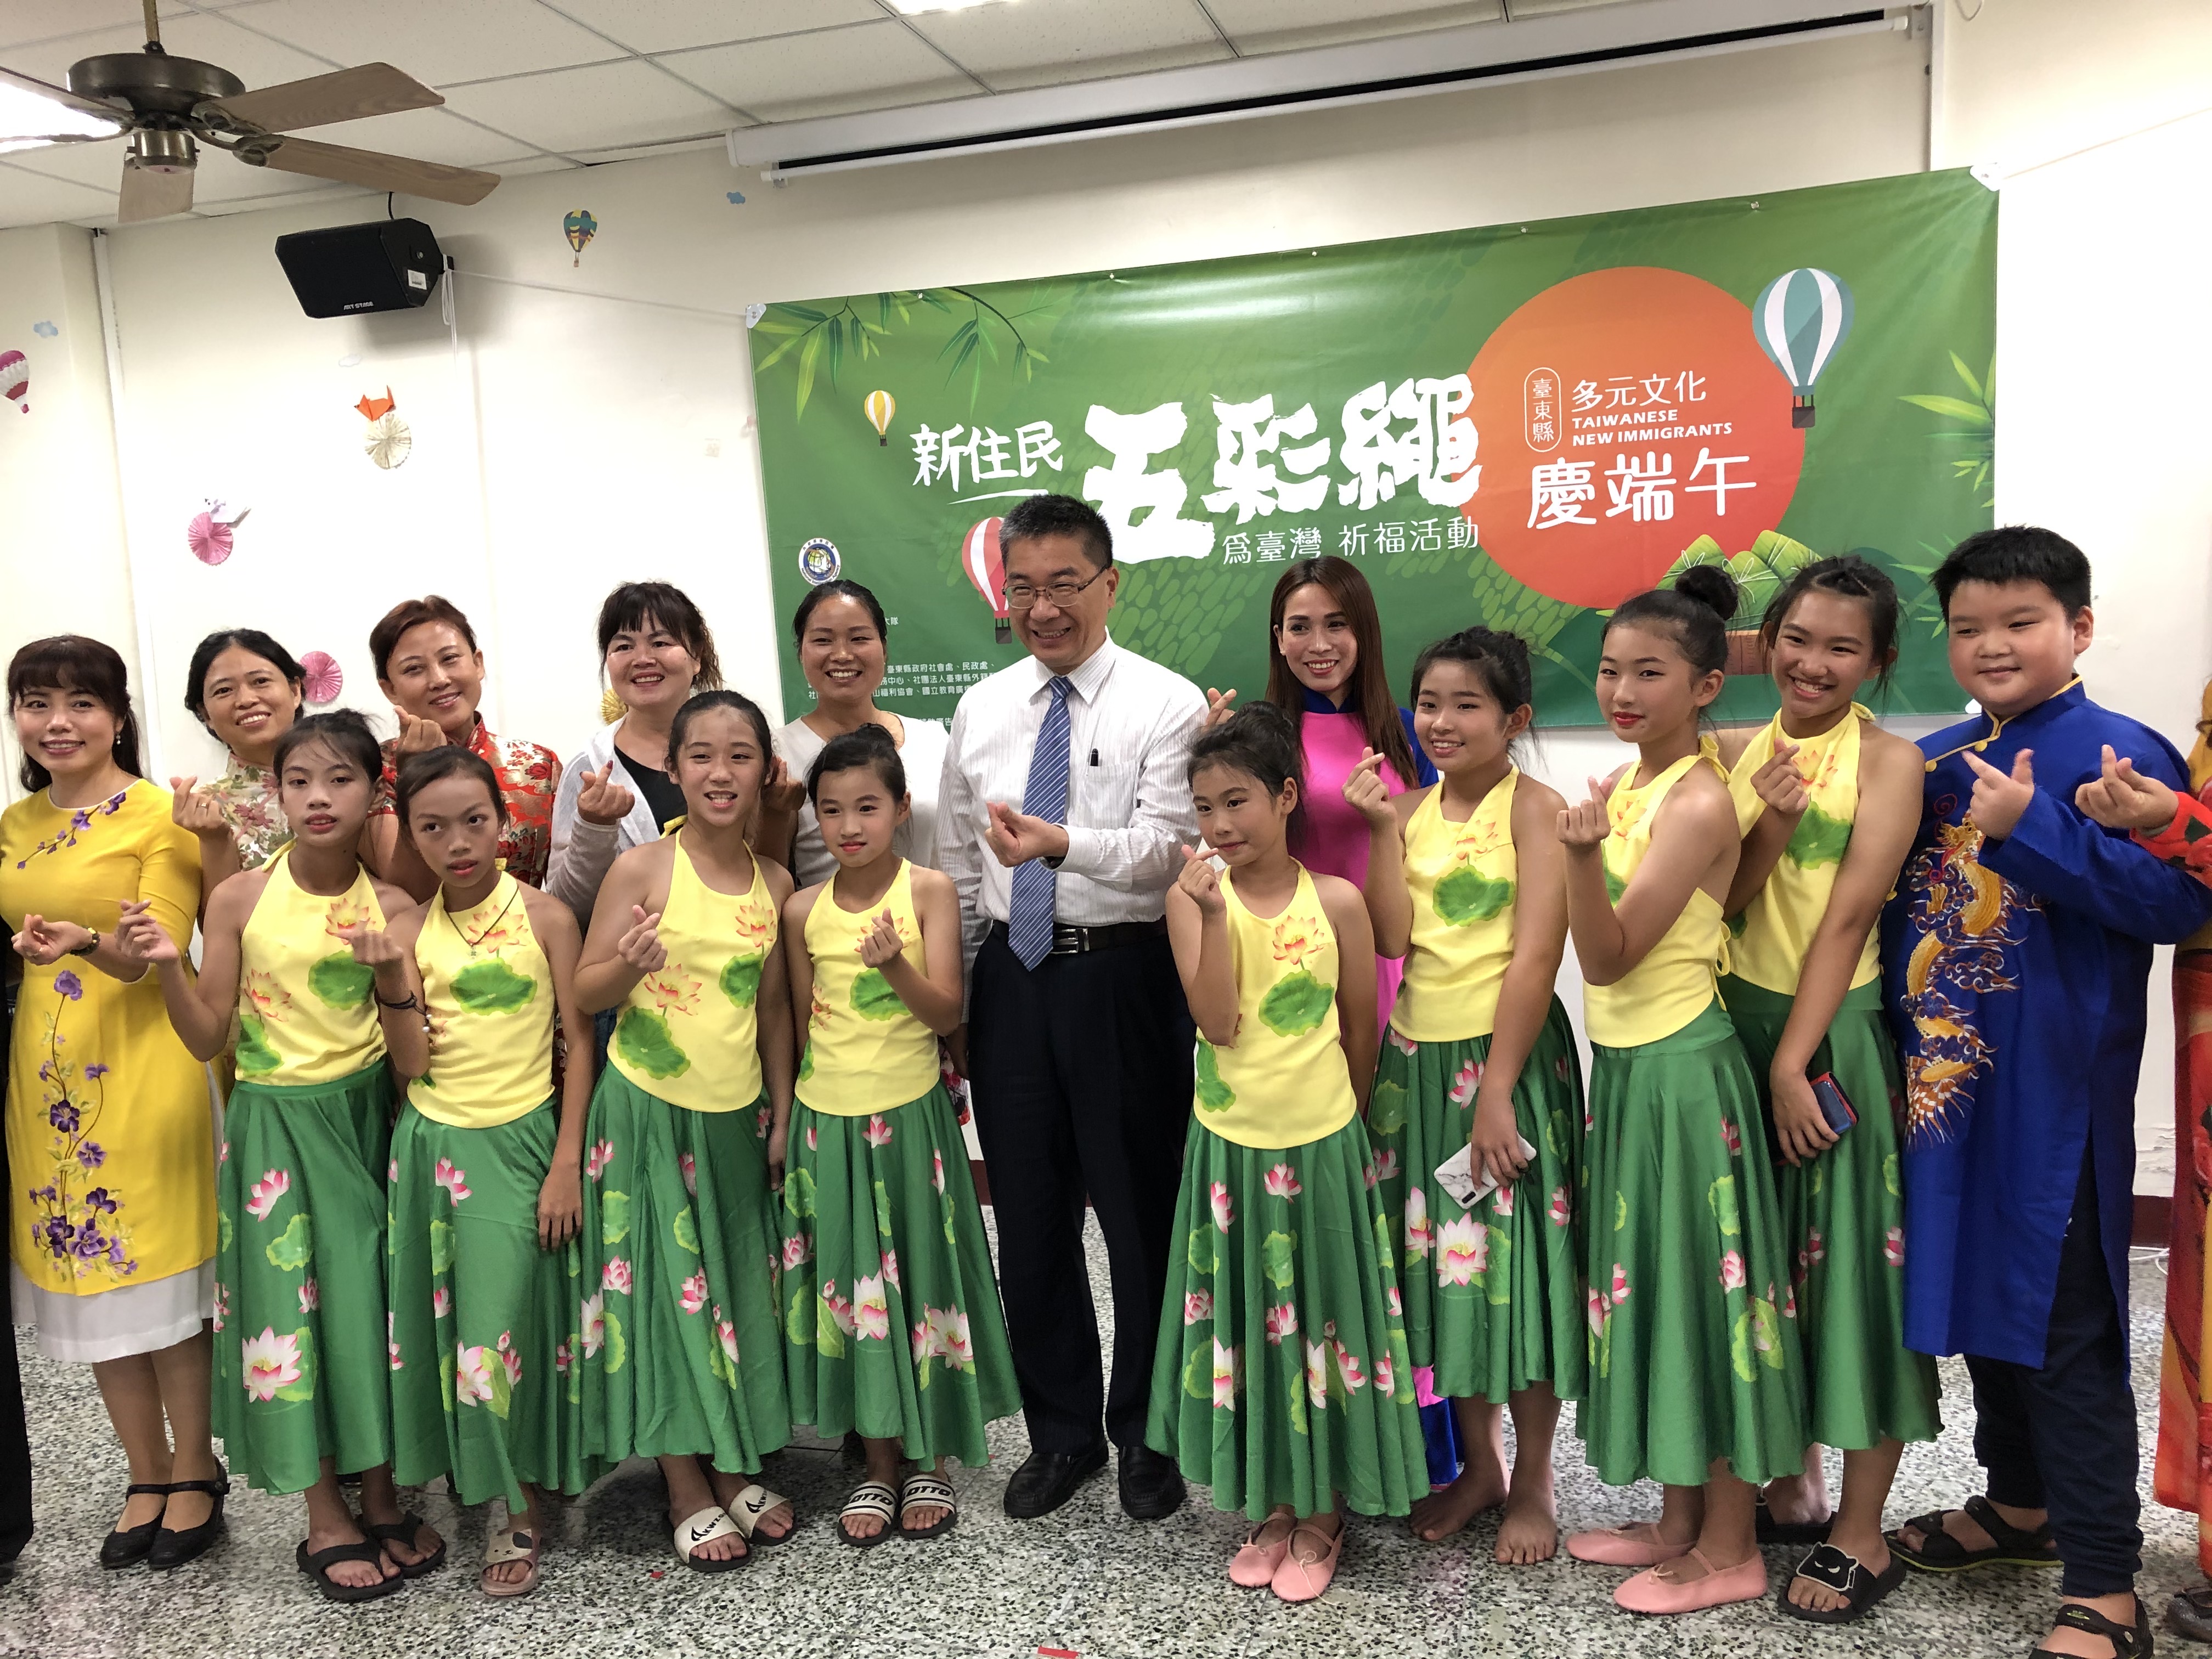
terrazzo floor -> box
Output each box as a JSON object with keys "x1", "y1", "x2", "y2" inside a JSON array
[{"x1": 0, "y1": 1223, "x2": 2197, "y2": 1659}]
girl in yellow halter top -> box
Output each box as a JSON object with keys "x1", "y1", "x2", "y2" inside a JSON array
[
  {"x1": 380, "y1": 746, "x2": 599, "y2": 1599},
  {"x1": 778, "y1": 723, "x2": 1016, "y2": 1548},
  {"x1": 1716, "y1": 558, "x2": 1939, "y2": 1622},
  {"x1": 572, "y1": 691, "x2": 798, "y2": 1570},
  {"x1": 120, "y1": 711, "x2": 442, "y2": 1596},
  {"x1": 1351, "y1": 628, "x2": 1585, "y2": 1562},
  {"x1": 1558, "y1": 568, "x2": 1807, "y2": 1618},
  {"x1": 1146, "y1": 703, "x2": 1424, "y2": 1606}
]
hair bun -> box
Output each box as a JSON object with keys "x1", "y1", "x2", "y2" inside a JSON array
[{"x1": 1672, "y1": 563, "x2": 1740, "y2": 624}]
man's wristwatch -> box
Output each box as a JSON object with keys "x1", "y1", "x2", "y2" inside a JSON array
[{"x1": 66, "y1": 930, "x2": 100, "y2": 957}]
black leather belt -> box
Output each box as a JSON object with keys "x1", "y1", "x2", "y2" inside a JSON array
[{"x1": 986, "y1": 918, "x2": 1166, "y2": 956}]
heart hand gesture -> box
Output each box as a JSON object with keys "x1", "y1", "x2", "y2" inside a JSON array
[
  {"x1": 617, "y1": 905, "x2": 667, "y2": 974},
  {"x1": 577, "y1": 761, "x2": 636, "y2": 828}
]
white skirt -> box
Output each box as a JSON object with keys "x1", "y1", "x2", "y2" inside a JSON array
[{"x1": 12, "y1": 1257, "x2": 215, "y2": 1364}]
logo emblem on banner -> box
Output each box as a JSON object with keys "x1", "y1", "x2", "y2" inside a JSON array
[{"x1": 798, "y1": 537, "x2": 841, "y2": 585}]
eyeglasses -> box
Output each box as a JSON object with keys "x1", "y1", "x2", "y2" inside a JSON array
[{"x1": 1002, "y1": 566, "x2": 1109, "y2": 612}]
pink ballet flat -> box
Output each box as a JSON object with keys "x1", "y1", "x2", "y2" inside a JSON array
[
  {"x1": 1270, "y1": 1520, "x2": 1345, "y2": 1603},
  {"x1": 1613, "y1": 1548, "x2": 1768, "y2": 1615},
  {"x1": 1566, "y1": 1523, "x2": 1694, "y2": 1567},
  {"x1": 1229, "y1": 1519, "x2": 1294, "y2": 1588}
]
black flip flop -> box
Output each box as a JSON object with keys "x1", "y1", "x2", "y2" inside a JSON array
[
  {"x1": 1756, "y1": 1495, "x2": 1832, "y2": 1547},
  {"x1": 366, "y1": 1511, "x2": 447, "y2": 1579},
  {"x1": 1888, "y1": 1494, "x2": 2059, "y2": 1572},
  {"x1": 296, "y1": 1538, "x2": 404, "y2": 1603},
  {"x1": 1778, "y1": 1542, "x2": 1908, "y2": 1624}
]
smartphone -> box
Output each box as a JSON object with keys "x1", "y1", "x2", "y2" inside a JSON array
[
  {"x1": 1435, "y1": 1136, "x2": 1539, "y2": 1210},
  {"x1": 1808, "y1": 1071, "x2": 1857, "y2": 1137}
]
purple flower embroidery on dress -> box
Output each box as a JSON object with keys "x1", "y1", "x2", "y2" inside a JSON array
[
  {"x1": 77, "y1": 1142, "x2": 105, "y2": 1169},
  {"x1": 24, "y1": 989, "x2": 136, "y2": 1283},
  {"x1": 15, "y1": 785, "x2": 131, "y2": 868},
  {"x1": 84, "y1": 1063, "x2": 108, "y2": 1080},
  {"x1": 54, "y1": 972, "x2": 82, "y2": 1001}
]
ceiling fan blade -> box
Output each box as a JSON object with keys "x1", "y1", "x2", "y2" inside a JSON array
[
  {"x1": 246, "y1": 135, "x2": 499, "y2": 205},
  {"x1": 202, "y1": 63, "x2": 441, "y2": 134},
  {"x1": 0, "y1": 62, "x2": 130, "y2": 127},
  {"x1": 118, "y1": 156, "x2": 195, "y2": 222}
]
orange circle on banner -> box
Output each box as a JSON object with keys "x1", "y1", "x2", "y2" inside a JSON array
[{"x1": 1464, "y1": 266, "x2": 1804, "y2": 610}]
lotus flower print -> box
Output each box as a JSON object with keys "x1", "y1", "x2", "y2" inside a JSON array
[
  {"x1": 1210, "y1": 1181, "x2": 1234, "y2": 1233},
  {"x1": 1719, "y1": 1250, "x2": 1747, "y2": 1292},
  {"x1": 1211, "y1": 1338, "x2": 1239, "y2": 1409},
  {"x1": 1782, "y1": 1282, "x2": 1798, "y2": 1319},
  {"x1": 454, "y1": 1343, "x2": 496, "y2": 1407},
  {"x1": 1436, "y1": 1214, "x2": 1487, "y2": 1285},
  {"x1": 585, "y1": 1139, "x2": 615, "y2": 1180},
  {"x1": 1184, "y1": 1290, "x2": 1214, "y2": 1325},
  {"x1": 1265, "y1": 1303, "x2": 1299, "y2": 1345},
  {"x1": 1720, "y1": 1116, "x2": 1742, "y2": 1156},
  {"x1": 582, "y1": 1293, "x2": 606, "y2": 1357},
  {"x1": 1806, "y1": 1227, "x2": 1826, "y2": 1265},
  {"x1": 245, "y1": 1168, "x2": 291, "y2": 1220},
  {"x1": 212, "y1": 1282, "x2": 230, "y2": 1333},
  {"x1": 1306, "y1": 1339, "x2": 1329, "y2": 1408},
  {"x1": 1386, "y1": 1029, "x2": 1419, "y2": 1056},
  {"x1": 1263, "y1": 1164, "x2": 1302, "y2": 1200},
  {"x1": 497, "y1": 1331, "x2": 523, "y2": 1387},
  {"x1": 433, "y1": 1159, "x2": 472, "y2": 1203},
  {"x1": 679, "y1": 1152, "x2": 697, "y2": 1194},
  {"x1": 554, "y1": 1338, "x2": 573, "y2": 1374},
  {"x1": 1587, "y1": 1285, "x2": 1611, "y2": 1336},
  {"x1": 240, "y1": 1327, "x2": 303, "y2": 1401},
  {"x1": 1491, "y1": 1182, "x2": 1514, "y2": 1217},
  {"x1": 1331, "y1": 1339, "x2": 1367, "y2": 1392},
  {"x1": 1370, "y1": 1146, "x2": 1399, "y2": 1184},
  {"x1": 806, "y1": 1124, "x2": 819, "y2": 1152},
  {"x1": 880, "y1": 1249, "x2": 900, "y2": 1288},
  {"x1": 1884, "y1": 1226, "x2": 1905, "y2": 1267},
  {"x1": 853, "y1": 1274, "x2": 890, "y2": 1341},
  {"x1": 1402, "y1": 1187, "x2": 1434, "y2": 1257},
  {"x1": 680, "y1": 1271, "x2": 709, "y2": 1316},
  {"x1": 1385, "y1": 1285, "x2": 1401, "y2": 1318},
  {"x1": 716, "y1": 1316, "x2": 739, "y2": 1366},
  {"x1": 431, "y1": 1286, "x2": 452, "y2": 1321},
  {"x1": 388, "y1": 1311, "x2": 403, "y2": 1370},
  {"x1": 1270, "y1": 914, "x2": 1315, "y2": 967},
  {"x1": 1448, "y1": 1061, "x2": 1482, "y2": 1107},
  {"x1": 1548, "y1": 1187, "x2": 1573, "y2": 1226},
  {"x1": 864, "y1": 1114, "x2": 893, "y2": 1148},
  {"x1": 1375, "y1": 1355, "x2": 1395, "y2": 1399},
  {"x1": 602, "y1": 1256, "x2": 634, "y2": 1295},
  {"x1": 1555, "y1": 1054, "x2": 1571, "y2": 1081},
  {"x1": 822, "y1": 1280, "x2": 855, "y2": 1336},
  {"x1": 298, "y1": 1278, "x2": 319, "y2": 1314},
  {"x1": 782, "y1": 1235, "x2": 812, "y2": 1271},
  {"x1": 932, "y1": 1150, "x2": 945, "y2": 1192}
]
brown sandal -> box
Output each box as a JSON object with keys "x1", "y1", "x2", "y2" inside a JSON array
[{"x1": 479, "y1": 1525, "x2": 540, "y2": 1598}]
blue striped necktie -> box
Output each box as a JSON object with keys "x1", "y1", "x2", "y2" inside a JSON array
[{"x1": 1007, "y1": 675, "x2": 1073, "y2": 969}]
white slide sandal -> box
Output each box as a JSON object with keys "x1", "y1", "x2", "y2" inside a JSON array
[
  {"x1": 673, "y1": 1505, "x2": 749, "y2": 1573},
  {"x1": 725, "y1": 1482, "x2": 794, "y2": 1546}
]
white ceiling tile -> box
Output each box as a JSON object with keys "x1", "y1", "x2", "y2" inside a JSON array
[
  {"x1": 560, "y1": 134, "x2": 726, "y2": 163},
  {"x1": 0, "y1": 3, "x2": 196, "y2": 52},
  {"x1": 6, "y1": 12, "x2": 332, "y2": 97},
  {"x1": 658, "y1": 22, "x2": 974, "y2": 123},
  {"x1": 296, "y1": 105, "x2": 544, "y2": 169},
  {"x1": 2, "y1": 134, "x2": 132, "y2": 188},
  {"x1": 482, "y1": 152, "x2": 574, "y2": 175},
  {"x1": 905, "y1": 0, "x2": 1226, "y2": 85},
  {"x1": 227, "y1": 0, "x2": 621, "y2": 87},
  {"x1": 1502, "y1": 0, "x2": 1635, "y2": 14},
  {"x1": 0, "y1": 156, "x2": 128, "y2": 226},
  {"x1": 545, "y1": 0, "x2": 883, "y2": 57},
  {"x1": 438, "y1": 60, "x2": 736, "y2": 153},
  {"x1": 1209, "y1": 0, "x2": 1503, "y2": 55}
]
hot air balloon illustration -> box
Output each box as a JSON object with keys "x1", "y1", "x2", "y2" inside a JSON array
[
  {"x1": 564, "y1": 209, "x2": 596, "y2": 268},
  {"x1": 1753, "y1": 267, "x2": 1854, "y2": 428},
  {"x1": 961, "y1": 517, "x2": 1011, "y2": 644},
  {"x1": 0, "y1": 349, "x2": 26, "y2": 413},
  {"x1": 864, "y1": 388, "x2": 895, "y2": 447}
]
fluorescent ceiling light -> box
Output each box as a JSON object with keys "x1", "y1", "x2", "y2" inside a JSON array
[
  {"x1": 0, "y1": 79, "x2": 123, "y2": 154},
  {"x1": 888, "y1": 0, "x2": 1017, "y2": 14}
]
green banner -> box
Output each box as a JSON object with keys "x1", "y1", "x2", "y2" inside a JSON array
[{"x1": 750, "y1": 169, "x2": 1995, "y2": 727}]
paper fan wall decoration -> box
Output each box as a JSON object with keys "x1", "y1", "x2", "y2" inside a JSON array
[
  {"x1": 600, "y1": 687, "x2": 624, "y2": 724},
  {"x1": 299, "y1": 652, "x2": 343, "y2": 705},
  {"x1": 187, "y1": 499, "x2": 250, "y2": 565},
  {"x1": 356, "y1": 387, "x2": 411, "y2": 469}
]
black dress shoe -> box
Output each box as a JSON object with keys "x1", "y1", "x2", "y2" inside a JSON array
[
  {"x1": 1002, "y1": 1445, "x2": 1108, "y2": 1519},
  {"x1": 100, "y1": 1483, "x2": 171, "y2": 1570},
  {"x1": 146, "y1": 1474, "x2": 228, "y2": 1570},
  {"x1": 1117, "y1": 1444, "x2": 1184, "y2": 1521}
]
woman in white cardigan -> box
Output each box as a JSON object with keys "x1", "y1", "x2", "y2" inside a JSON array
[{"x1": 547, "y1": 580, "x2": 724, "y2": 926}]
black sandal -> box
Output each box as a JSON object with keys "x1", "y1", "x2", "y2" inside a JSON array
[
  {"x1": 1756, "y1": 1494, "x2": 1832, "y2": 1547},
  {"x1": 1888, "y1": 1494, "x2": 2059, "y2": 1572},
  {"x1": 1778, "y1": 1542, "x2": 1909, "y2": 1624},
  {"x1": 100, "y1": 1483, "x2": 171, "y2": 1570},
  {"x1": 2170, "y1": 1585, "x2": 2212, "y2": 1643},
  {"x1": 2032, "y1": 1596, "x2": 2153, "y2": 1658},
  {"x1": 296, "y1": 1538, "x2": 404, "y2": 1604},
  {"x1": 146, "y1": 1474, "x2": 229, "y2": 1570},
  {"x1": 366, "y1": 1511, "x2": 447, "y2": 1579}
]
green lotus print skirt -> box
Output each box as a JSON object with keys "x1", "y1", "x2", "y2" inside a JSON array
[
  {"x1": 213, "y1": 1061, "x2": 394, "y2": 1495},
  {"x1": 779, "y1": 1085, "x2": 1018, "y2": 1469},
  {"x1": 387, "y1": 1099, "x2": 606, "y2": 1509},
  {"x1": 1368, "y1": 998, "x2": 1588, "y2": 1403},
  {"x1": 1720, "y1": 976, "x2": 1940, "y2": 1451},
  {"x1": 577, "y1": 1070, "x2": 792, "y2": 1474},
  {"x1": 1144, "y1": 1114, "x2": 1427, "y2": 1521},
  {"x1": 1577, "y1": 1001, "x2": 1808, "y2": 1488}
]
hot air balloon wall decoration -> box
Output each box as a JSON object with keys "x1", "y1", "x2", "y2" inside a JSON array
[
  {"x1": 564, "y1": 209, "x2": 596, "y2": 268},
  {"x1": 0, "y1": 349, "x2": 26, "y2": 413},
  {"x1": 1753, "y1": 267, "x2": 1854, "y2": 428},
  {"x1": 962, "y1": 516, "x2": 1011, "y2": 644},
  {"x1": 864, "y1": 388, "x2": 895, "y2": 447}
]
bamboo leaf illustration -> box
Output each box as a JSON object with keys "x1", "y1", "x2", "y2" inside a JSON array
[
  {"x1": 1948, "y1": 351, "x2": 1984, "y2": 402},
  {"x1": 796, "y1": 327, "x2": 822, "y2": 418},
  {"x1": 1898, "y1": 394, "x2": 1990, "y2": 426}
]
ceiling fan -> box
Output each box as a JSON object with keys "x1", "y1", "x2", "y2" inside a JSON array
[{"x1": 0, "y1": 0, "x2": 499, "y2": 222}]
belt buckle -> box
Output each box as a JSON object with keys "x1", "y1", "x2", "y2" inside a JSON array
[{"x1": 1049, "y1": 924, "x2": 1086, "y2": 956}]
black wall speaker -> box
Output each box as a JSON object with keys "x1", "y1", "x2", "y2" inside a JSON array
[{"x1": 273, "y1": 218, "x2": 445, "y2": 318}]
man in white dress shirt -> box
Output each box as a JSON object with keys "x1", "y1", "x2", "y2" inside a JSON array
[{"x1": 937, "y1": 493, "x2": 1205, "y2": 1521}]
